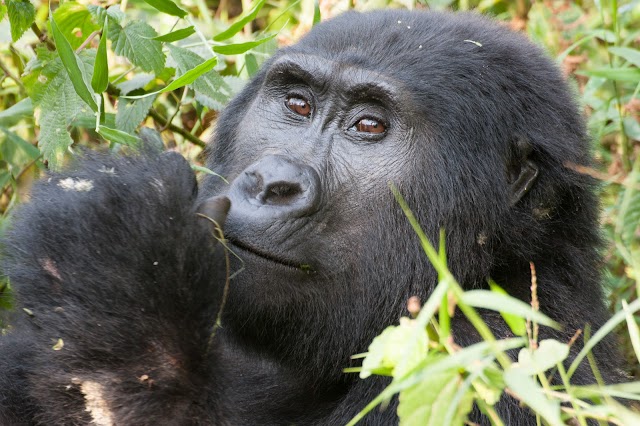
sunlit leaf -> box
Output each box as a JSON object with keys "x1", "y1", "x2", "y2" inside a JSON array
[
  {"x1": 7, "y1": 0, "x2": 35, "y2": 42},
  {"x1": 142, "y1": 0, "x2": 186, "y2": 18},
  {"x1": 152, "y1": 26, "x2": 195, "y2": 42},
  {"x1": 50, "y1": 9, "x2": 98, "y2": 112},
  {"x1": 214, "y1": 34, "x2": 277, "y2": 55},
  {"x1": 213, "y1": 0, "x2": 267, "y2": 41}
]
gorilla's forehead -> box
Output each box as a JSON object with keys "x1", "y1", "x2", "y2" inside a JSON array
[{"x1": 265, "y1": 53, "x2": 410, "y2": 103}]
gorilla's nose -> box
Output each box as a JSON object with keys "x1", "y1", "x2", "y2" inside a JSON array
[{"x1": 229, "y1": 155, "x2": 321, "y2": 218}]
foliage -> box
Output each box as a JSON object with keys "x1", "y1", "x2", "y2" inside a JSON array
[{"x1": 0, "y1": 0, "x2": 639, "y2": 424}]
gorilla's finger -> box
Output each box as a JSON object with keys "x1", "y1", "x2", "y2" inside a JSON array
[{"x1": 197, "y1": 195, "x2": 231, "y2": 232}]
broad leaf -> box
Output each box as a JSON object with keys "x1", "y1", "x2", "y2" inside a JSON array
[
  {"x1": 50, "y1": 10, "x2": 98, "y2": 112},
  {"x1": 53, "y1": 2, "x2": 100, "y2": 49},
  {"x1": 398, "y1": 370, "x2": 473, "y2": 426},
  {"x1": 608, "y1": 47, "x2": 640, "y2": 68},
  {"x1": 109, "y1": 20, "x2": 165, "y2": 74},
  {"x1": 116, "y1": 95, "x2": 156, "y2": 134},
  {"x1": 7, "y1": 0, "x2": 35, "y2": 42},
  {"x1": 0, "y1": 98, "x2": 34, "y2": 127},
  {"x1": 513, "y1": 340, "x2": 569, "y2": 376}
]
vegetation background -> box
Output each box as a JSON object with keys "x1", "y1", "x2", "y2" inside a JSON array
[{"x1": 0, "y1": 0, "x2": 639, "y2": 424}]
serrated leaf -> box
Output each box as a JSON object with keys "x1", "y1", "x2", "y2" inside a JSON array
[
  {"x1": 213, "y1": 0, "x2": 267, "y2": 41},
  {"x1": 124, "y1": 54, "x2": 218, "y2": 100},
  {"x1": 34, "y1": 52, "x2": 96, "y2": 168},
  {"x1": 580, "y1": 67, "x2": 640, "y2": 82},
  {"x1": 608, "y1": 47, "x2": 640, "y2": 68},
  {"x1": 214, "y1": 34, "x2": 276, "y2": 55},
  {"x1": 166, "y1": 45, "x2": 232, "y2": 109},
  {"x1": 513, "y1": 340, "x2": 569, "y2": 376},
  {"x1": 503, "y1": 370, "x2": 564, "y2": 426},
  {"x1": 143, "y1": 0, "x2": 187, "y2": 18},
  {"x1": 398, "y1": 370, "x2": 473, "y2": 426},
  {"x1": 117, "y1": 73, "x2": 155, "y2": 95},
  {"x1": 116, "y1": 94, "x2": 156, "y2": 134},
  {"x1": 152, "y1": 26, "x2": 195, "y2": 42},
  {"x1": 0, "y1": 98, "x2": 34, "y2": 128},
  {"x1": 88, "y1": 5, "x2": 125, "y2": 25},
  {"x1": 53, "y1": 2, "x2": 100, "y2": 49},
  {"x1": 461, "y1": 290, "x2": 561, "y2": 329},
  {"x1": 109, "y1": 20, "x2": 165, "y2": 74},
  {"x1": 50, "y1": 10, "x2": 98, "y2": 112},
  {"x1": 91, "y1": 19, "x2": 109, "y2": 93},
  {"x1": 97, "y1": 125, "x2": 140, "y2": 146},
  {"x1": 7, "y1": 0, "x2": 36, "y2": 42}
]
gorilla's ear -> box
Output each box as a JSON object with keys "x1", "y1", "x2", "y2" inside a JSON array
[{"x1": 506, "y1": 137, "x2": 539, "y2": 206}]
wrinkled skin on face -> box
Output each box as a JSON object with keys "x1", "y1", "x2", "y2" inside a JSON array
[{"x1": 0, "y1": 10, "x2": 624, "y2": 426}]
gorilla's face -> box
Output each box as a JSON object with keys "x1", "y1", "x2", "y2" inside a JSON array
[{"x1": 219, "y1": 53, "x2": 416, "y2": 288}]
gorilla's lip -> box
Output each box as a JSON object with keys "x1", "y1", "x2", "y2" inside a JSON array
[{"x1": 227, "y1": 238, "x2": 310, "y2": 272}]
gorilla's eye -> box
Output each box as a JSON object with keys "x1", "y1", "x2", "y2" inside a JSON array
[
  {"x1": 355, "y1": 118, "x2": 386, "y2": 134},
  {"x1": 286, "y1": 97, "x2": 312, "y2": 117}
]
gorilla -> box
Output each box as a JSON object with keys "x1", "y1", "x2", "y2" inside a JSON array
[{"x1": 0, "y1": 9, "x2": 624, "y2": 426}]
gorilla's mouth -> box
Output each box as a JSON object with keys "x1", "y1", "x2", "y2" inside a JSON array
[{"x1": 228, "y1": 238, "x2": 310, "y2": 272}]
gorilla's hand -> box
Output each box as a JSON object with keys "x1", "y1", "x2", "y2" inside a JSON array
[{"x1": 1, "y1": 152, "x2": 226, "y2": 424}]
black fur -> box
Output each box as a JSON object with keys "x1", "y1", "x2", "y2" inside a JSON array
[{"x1": 1, "y1": 10, "x2": 624, "y2": 425}]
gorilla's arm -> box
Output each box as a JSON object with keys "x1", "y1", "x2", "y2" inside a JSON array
[{"x1": 0, "y1": 152, "x2": 227, "y2": 425}]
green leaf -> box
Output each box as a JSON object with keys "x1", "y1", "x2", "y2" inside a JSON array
[
  {"x1": 124, "y1": 53, "x2": 218, "y2": 99},
  {"x1": 166, "y1": 45, "x2": 231, "y2": 109},
  {"x1": 88, "y1": 5, "x2": 125, "y2": 25},
  {"x1": 97, "y1": 125, "x2": 140, "y2": 146},
  {"x1": 461, "y1": 290, "x2": 561, "y2": 329},
  {"x1": 313, "y1": 0, "x2": 321, "y2": 25},
  {"x1": 580, "y1": 67, "x2": 640, "y2": 82},
  {"x1": 398, "y1": 370, "x2": 473, "y2": 426},
  {"x1": 568, "y1": 298, "x2": 640, "y2": 378},
  {"x1": 213, "y1": 0, "x2": 267, "y2": 41},
  {"x1": 91, "y1": 19, "x2": 109, "y2": 94},
  {"x1": 214, "y1": 34, "x2": 277, "y2": 55},
  {"x1": 0, "y1": 126, "x2": 40, "y2": 165},
  {"x1": 503, "y1": 370, "x2": 563, "y2": 426},
  {"x1": 32, "y1": 51, "x2": 96, "y2": 168},
  {"x1": 7, "y1": 0, "x2": 35, "y2": 42},
  {"x1": 245, "y1": 53, "x2": 259, "y2": 76},
  {"x1": 608, "y1": 47, "x2": 640, "y2": 68},
  {"x1": 622, "y1": 300, "x2": 640, "y2": 365},
  {"x1": 488, "y1": 281, "x2": 527, "y2": 336},
  {"x1": 359, "y1": 317, "x2": 429, "y2": 380},
  {"x1": 50, "y1": 10, "x2": 98, "y2": 112},
  {"x1": 513, "y1": 340, "x2": 569, "y2": 376},
  {"x1": 0, "y1": 98, "x2": 34, "y2": 128},
  {"x1": 53, "y1": 2, "x2": 101, "y2": 49},
  {"x1": 109, "y1": 20, "x2": 165, "y2": 74},
  {"x1": 152, "y1": 26, "x2": 195, "y2": 42},
  {"x1": 191, "y1": 165, "x2": 229, "y2": 183},
  {"x1": 0, "y1": 4, "x2": 7, "y2": 22},
  {"x1": 143, "y1": 0, "x2": 187, "y2": 18},
  {"x1": 117, "y1": 73, "x2": 155, "y2": 95},
  {"x1": 116, "y1": 95, "x2": 156, "y2": 134}
]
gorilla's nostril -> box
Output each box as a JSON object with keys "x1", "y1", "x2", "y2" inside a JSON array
[{"x1": 261, "y1": 182, "x2": 302, "y2": 204}]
